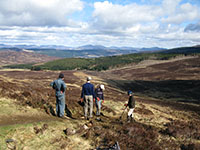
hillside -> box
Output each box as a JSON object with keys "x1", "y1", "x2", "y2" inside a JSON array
[
  {"x1": 5, "y1": 53, "x2": 184, "y2": 71},
  {"x1": 4, "y1": 45, "x2": 200, "y2": 71},
  {"x1": 161, "y1": 46, "x2": 200, "y2": 54},
  {"x1": 0, "y1": 50, "x2": 59, "y2": 67},
  {"x1": 0, "y1": 54, "x2": 200, "y2": 149},
  {"x1": 103, "y1": 56, "x2": 200, "y2": 104}
]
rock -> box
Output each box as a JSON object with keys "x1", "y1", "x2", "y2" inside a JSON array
[
  {"x1": 64, "y1": 128, "x2": 76, "y2": 135},
  {"x1": 86, "y1": 120, "x2": 94, "y2": 127},
  {"x1": 33, "y1": 124, "x2": 48, "y2": 134},
  {"x1": 5, "y1": 139, "x2": 14, "y2": 143},
  {"x1": 42, "y1": 124, "x2": 48, "y2": 130},
  {"x1": 83, "y1": 125, "x2": 89, "y2": 130},
  {"x1": 33, "y1": 126, "x2": 40, "y2": 134}
]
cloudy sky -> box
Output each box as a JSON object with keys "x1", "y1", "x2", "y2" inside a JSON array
[{"x1": 0, "y1": 0, "x2": 200, "y2": 48}]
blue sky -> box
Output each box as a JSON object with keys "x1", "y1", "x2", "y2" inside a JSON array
[{"x1": 0, "y1": 0, "x2": 200, "y2": 48}]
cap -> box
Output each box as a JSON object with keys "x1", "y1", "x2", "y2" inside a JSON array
[
  {"x1": 100, "y1": 84, "x2": 105, "y2": 90},
  {"x1": 87, "y1": 76, "x2": 92, "y2": 81},
  {"x1": 59, "y1": 73, "x2": 64, "y2": 78},
  {"x1": 127, "y1": 90, "x2": 133, "y2": 95}
]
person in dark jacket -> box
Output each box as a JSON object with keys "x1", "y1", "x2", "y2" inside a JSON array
[
  {"x1": 124, "y1": 90, "x2": 135, "y2": 122},
  {"x1": 95, "y1": 84, "x2": 105, "y2": 117},
  {"x1": 81, "y1": 76, "x2": 95, "y2": 120},
  {"x1": 50, "y1": 73, "x2": 67, "y2": 118}
]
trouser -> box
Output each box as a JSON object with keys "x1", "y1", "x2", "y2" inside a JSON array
[
  {"x1": 128, "y1": 108, "x2": 134, "y2": 118},
  {"x1": 95, "y1": 99, "x2": 102, "y2": 116},
  {"x1": 84, "y1": 95, "x2": 93, "y2": 118},
  {"x1": 56, "y1": 96, "x2": 65, "y2": 117}
]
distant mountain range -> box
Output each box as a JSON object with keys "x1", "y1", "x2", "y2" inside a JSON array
[
  {"x1": 0, "y1": 44, "x2": 166, "y2": 58},
  {"x1": 0, "y1": 44, "x2": 200, "y2": 59},
  {"x1": 0, "y1": 44, "x2": 164, "y2": 51}
]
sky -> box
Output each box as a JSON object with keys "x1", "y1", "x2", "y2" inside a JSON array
[{"x1": 0, "y1": 0, "x2": 200, "y2": 48}]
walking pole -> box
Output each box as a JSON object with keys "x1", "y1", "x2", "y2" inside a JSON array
[{"x1": 119, "y1": 105, "x2": 128, "y2": 120}]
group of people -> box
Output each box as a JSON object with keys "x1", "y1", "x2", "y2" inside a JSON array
[{"x1": 50, "y1": 73, "x2": 135, "y2": 122}]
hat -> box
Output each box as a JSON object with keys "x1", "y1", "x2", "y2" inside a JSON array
[
  {"x1": 100, "y1": 84, "x2": 105, "y2": 90},
  {"x1": 87, "y1": 76, "x2": 92, "y2": 81},
  {"x1": 59, "y1": 73, "x2": 64, "y2": 78},
  {"x1": 127, "y1": 90, "x2": 133, "y2": 95}
]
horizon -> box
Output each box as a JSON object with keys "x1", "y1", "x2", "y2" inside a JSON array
[
  {"x1": 0, "y1": 0, "x2": 200, "y2": 48},
  {"x1": 0, "y1": 43, "x2": 199, "y2": 50}
]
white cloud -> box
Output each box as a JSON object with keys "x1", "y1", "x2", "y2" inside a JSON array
[
  {"x1": 92, "y1": 1, "x2": 162, "y2": 30},
  {"x1": 92, "y1": 0, "x2": 200, "y2": 33},
  {"x1": 0, "y1": 0, "x2": 84, "y2": 26},
  {"x1": 161, "y1": 2, "x2": 200, "y2": 24},
  {"x1": 0, "y1": 0, "x2": 200, "y2": 48},
  {"x1": 0, "y1": 24, "x2": 200, "y2": 48},
  {"x1": 162, "y1": 0, "x2": 181, "y2": 15}
]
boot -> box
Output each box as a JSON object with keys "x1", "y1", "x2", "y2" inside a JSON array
[
  {"x1": 130, "y1": 114, "x2": 135, "y2": 122},
  {"x1": 130, "y1": 117, "x2": 135, "y2": 122},
  {"x1": 127, "y1": 116, "x2": 131, "y2": 123}
]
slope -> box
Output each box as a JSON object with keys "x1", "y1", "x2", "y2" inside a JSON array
[
  {"x1": 0, "y1": 67, "x2": 200, "y2": 149},
  {"x1": 0, "y1": 50, "x2": 59, "y2": 67}
]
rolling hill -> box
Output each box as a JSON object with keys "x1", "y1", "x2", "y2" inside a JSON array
[
  {"x1": 0, "y1": 50, "x2": 59, "y2": 67},
  {"x1": 161, "y1": 46, "x2": 200, "y2": 54}
]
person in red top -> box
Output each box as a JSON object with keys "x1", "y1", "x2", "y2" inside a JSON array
[{"x1": 95, "y1": 84, "x2": 105, "y2": 118}]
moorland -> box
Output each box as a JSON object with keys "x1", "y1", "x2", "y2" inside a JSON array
[{"x1": 0, "y1": 46, "x2": 200, "y2": 150}]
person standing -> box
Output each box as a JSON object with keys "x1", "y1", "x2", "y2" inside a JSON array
[
  {"x1": 81, "y1": 76, "x2": 95, "y2": 120},
  {"x1": 50, "y1": 73, "x2": 67, "y2": 118},
  {"x1": 95, "y1": 84, "x2": 105, "y2": 118},
  {"x1": 124, "y1": 90, "x2": 135, "y2": 122}
]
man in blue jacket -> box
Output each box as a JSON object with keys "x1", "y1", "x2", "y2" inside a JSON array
[
  {"x1": 50, "y1": 73, "x2": 67, "y2": 118},
  {"x1": 81, "y1": 76, "x2": 95, "y2": 120}
]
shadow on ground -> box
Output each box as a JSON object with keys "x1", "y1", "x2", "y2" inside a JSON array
[{"x1": 108, "y1": 79, "x2": 200, "y2": 104}]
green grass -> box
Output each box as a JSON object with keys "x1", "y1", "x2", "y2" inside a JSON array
[{"x1": 0, "y1": 124, "x2": 31, "y2": 150}]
